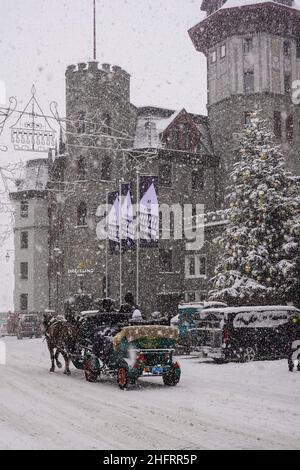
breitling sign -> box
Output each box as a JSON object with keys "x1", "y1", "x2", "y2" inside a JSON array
[{"x1": 68, "y1": 261, "x2": 95, "y2": 277}]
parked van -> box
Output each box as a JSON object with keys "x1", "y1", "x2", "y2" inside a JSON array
[
  {"x1": 192, "y1": 305, "x2": 300, "y2": 362},
  {"x1": 177, "y1": 302, "x2": 227, "y2": 354}
]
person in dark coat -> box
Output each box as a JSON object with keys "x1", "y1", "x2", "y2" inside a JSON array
[
  {"x1": 119, "y1": 292, "x2": 136, "y2": 316},
  {"x1": 287, "y1": 314, "x2": 300, "y2": 372}
]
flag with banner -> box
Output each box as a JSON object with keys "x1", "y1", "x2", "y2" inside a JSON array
[
  {"x1": 121, "y1": 182, "x2": 135, "y2": 251},
  {"x1": 107, "y1": 190, "x2": 120, "y2": 253},
  {"x1": 139, "y1": 175, "x2": 159, "y2": 247}
]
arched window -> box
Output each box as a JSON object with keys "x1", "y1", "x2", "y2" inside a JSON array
[
  {"x1": 101, "y1": 156, "x2": 112, "y2": 180},
  {"x1": 102, "y1": 113, "x2": 111, "y2": 135},
  {"x1": 77, "y1": 201, "x2": 87, "y2": 226},
  {"x1": 77, "y1": 156, "x2": 87, "y2": 180}
]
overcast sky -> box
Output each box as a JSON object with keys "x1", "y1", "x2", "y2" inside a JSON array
[{"x1": 0, "y1": 0, "x2": 207, "y2": 311}]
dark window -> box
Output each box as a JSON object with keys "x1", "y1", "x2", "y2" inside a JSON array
[
  {"x1": 188, "y1": 257, "x2": 196, "y2": 276},
  {"x1": 159, "y1": 248, "x2": 173, "y2": 273},
  {"x1": 274, "y1": 111, "x2": 282, "y2": 139},
  {"x1": 199, "y1": 256, "x2": 207, "y2": 277},
  {"x1": 77, "y1": 157, "x2": 87, "y2": 180},
  {"x1": 20, "y1": 262, "x2": 28, "y2": 280},
  {"x1": 20, "y1": 231, "x2": 28, "y2": 249},
  {"x1": 102, "y1": 113, "x2": 111, "y2": 135},
  {"x1": 77, "y1": 202, "x2": 87, "y2": 226},
  {"x1": 244, "y1": 38, "x2": 253, "y2": 54},
  {"x1": 286, "y1": 114, "x2": 294, "y2": 141},
  {"x1": 192, "y1": 169, "x2": 204, "y2": 191},
  {"x1": 20, "y1": 294, "x2": 28, "y2": 311},
  {"x1": 159, "y1": 163, "x2": 172, "y2": 187},
  {"x1": 284, "y1": 73, "x2": 291, "y2": 94},
  {"x1": 244, "y1": 111, "x2": 252, "y2": 125},
  {"x1": 77, "y1": 111, "x2": 86, "y2": 134},
  {"x1": 20, "y1": 201, "x2": 28, "y2": 218},
  {"x1": 101, "y1": 157, "x2": 112, "y2": 180},
  {"x1": 284, "y1": 41, "x2": 291, "y2": 57},
  {"x1": 172, "y1": 129, "x2": 180, "y2": 148},
  {"x1": 244, "y1": 70, "x2": 254, "y2": 93}
]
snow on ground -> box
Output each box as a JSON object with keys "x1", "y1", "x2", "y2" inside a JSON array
[{"x1": 0, "y1": 337, "x2": 299, "y2": 450}]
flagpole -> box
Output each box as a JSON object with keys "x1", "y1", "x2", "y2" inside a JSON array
[
  {"x1": 136, "y1": 170, "x2": 140, "y2": 305},
  {"x1": 119, "y1": 180, "x2": 123, "y2": 307},
  {"x1": 93, "y1": 0, "x2": 96, "y2": 60},
  {"x1": 105, "y1": 189, "x2": 109, "y2": 298}
]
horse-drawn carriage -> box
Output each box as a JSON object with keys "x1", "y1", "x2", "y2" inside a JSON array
[{"x1": 44, "y1": 308, "x2": 181, "y2": 389}]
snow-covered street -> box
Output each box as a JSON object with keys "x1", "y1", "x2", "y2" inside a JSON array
[{"x1": 0, "y1": 337, "x2": 299, "y2": 450}]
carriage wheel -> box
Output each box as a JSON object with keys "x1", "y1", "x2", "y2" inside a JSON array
[
  {"x1": 117, "y1": 366, "x2": 129, "y2": 390},
  {"x1": 163, "y1": 362, "x2": 181, "y2": 386},
  {"x1": 241, "y1": 346, "x2": 256, "y2": 363},
  {"x1": 84, "y1": 360, "x2": 98, "y2": 383}
]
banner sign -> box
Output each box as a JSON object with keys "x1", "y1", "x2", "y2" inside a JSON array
[
  {"x1": 121, "y1": 182, "x2": 135, "y2": 251},
  {"x1": 107, "y1": 190, "x2": 120, "y2": 253},
  {"x1": 139, "y1": 175, "x2": 159, "y2": 247}
]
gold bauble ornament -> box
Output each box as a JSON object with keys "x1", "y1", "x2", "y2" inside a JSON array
[{"x1": 245, "y1": 264, "x2": 251, "y2": 273}]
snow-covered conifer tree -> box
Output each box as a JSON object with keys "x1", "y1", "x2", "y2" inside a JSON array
[{"x1": 210, "y1": 113, "x2": 300, "y2": 306}]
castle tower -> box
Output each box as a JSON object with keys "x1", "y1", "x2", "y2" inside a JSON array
[
  {"x1": 189, "y1": 0, "x2": 300, "y2": 197},
  {"x1": 55, "y1": 62, "x2": 137, "y2": 306}
]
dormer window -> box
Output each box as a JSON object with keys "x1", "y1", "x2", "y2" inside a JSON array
[{"x1": 220, "y1": 44, "x2": 226, "y2": 59}]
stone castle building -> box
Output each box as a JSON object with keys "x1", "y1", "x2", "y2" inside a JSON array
[{"x1": 11, "y1": 0, "x2": 300, "y2": 316}]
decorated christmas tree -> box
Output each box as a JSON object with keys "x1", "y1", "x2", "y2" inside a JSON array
[{"x1": 210, "y1": 112, "x2": 300, "y2": 306}]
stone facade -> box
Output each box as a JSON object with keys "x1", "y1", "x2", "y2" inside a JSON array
[{"x1": 10, "y1": 159, "x2": 49, "y2": 313}]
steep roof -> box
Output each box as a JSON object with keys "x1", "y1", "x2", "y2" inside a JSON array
[
  {"x1": 133, "y1": 106, "x2": 213, "y2": 155},
  {"x1": 14, "y1": 158, "x2": 48, "y2": 193}
]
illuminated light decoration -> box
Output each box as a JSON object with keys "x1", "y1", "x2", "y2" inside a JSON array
[{"x1": 10, "y1": 85, "x2": 56, "y2": 153}]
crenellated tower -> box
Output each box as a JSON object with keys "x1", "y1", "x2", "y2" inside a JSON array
[
  {"x1": 189, "y1": 0, "x2": 300, "y2": 199},
  {"x1": 54, "y1": 62, "x2": 137, "y2": 306}
]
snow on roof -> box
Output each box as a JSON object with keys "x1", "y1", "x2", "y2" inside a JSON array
[
  {"x1": 133, "y1": 109, "x2": 180, "y2": 149},
  {"x1": 16, "y1": 158, "x2": 48, "y2": 192},
  {"x1": 220, "y1": 0, "x2": 300, "y2": 11},
  {"x1": 203, "y1": 305, "x2": 300, "y2": 314}
]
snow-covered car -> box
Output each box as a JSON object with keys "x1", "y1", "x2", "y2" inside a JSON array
[{"x1": 194, "y1": 305, "x2": 300, "y2": 363}]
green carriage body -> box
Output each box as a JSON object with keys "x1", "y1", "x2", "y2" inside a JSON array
[{"x1": 84, "y1": 324, "x2": 181, "y2": 388}]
